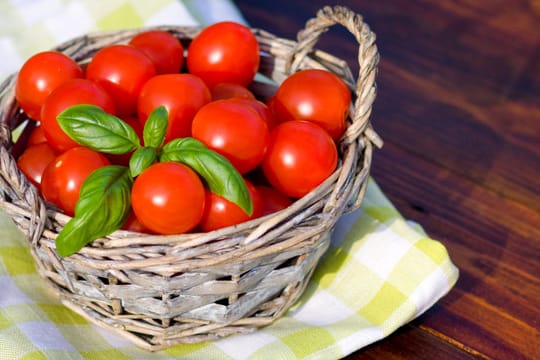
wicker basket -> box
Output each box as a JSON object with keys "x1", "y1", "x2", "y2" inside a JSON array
[{"x1": 0, "y1": 5, "x2": 381, "y2": 351}]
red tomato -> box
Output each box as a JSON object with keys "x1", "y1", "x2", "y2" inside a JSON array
[
  {"x1": 262, "y1": 120, "x2": 338, "y2": 198},
  {"x1": 129, "y1": 30, "x2": 184, "y2": 74},
  {"x1": 15, "y1": 51, "x2": 83, "y2": 120},
  {"x1": 138, "y1": 74, "x2": 211, "y2": 142},
  {"x1": 187, "y1": 21, "x2": 259, "y2": 88},
  {"x1": 235, "y1": 98, "x2": 277, "y2": 129},
  {"x1": 191, "y1": 99, "x2": 269, "y2": 174},
  {"x1": 40, "y1": 79, "x2": 116, "y2": 153},
  {"x1": 27, "y1": 125, "x2": 48, "y2": 146},
  {"x1": 131, "y1": 162, "x2": 205, "y2": 234},
  {"x1": 122, "y1": 211, "x2": 154, "y2": 233},
  {"x1": 210, "y1": 83, "x2": 255, "y2": 101},
  {"x1": 199, "y1": 179, "x2": 262, "y2": 232},
  {"x1": 271, "y1": 69, "x2": 351, "y2": 140},
  {"x1": 16, "y1": 142, "x2": 57, "y2": 190},
  {"x1": 40, "y1": 147, "x2": 111, "y2": 216},
  {"x1": 86, "y1": 45, "x2": 156, "y2": 115},
  {"x1": 256, "y1": 185, "x2": 293, "y2": 216}
]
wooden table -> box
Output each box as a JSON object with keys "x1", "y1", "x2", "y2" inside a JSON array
[{"x1": 236, "y1": 1, "x2": 540, "y2": 359}]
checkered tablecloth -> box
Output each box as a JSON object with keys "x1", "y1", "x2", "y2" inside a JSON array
[{"x1": 0, "y1": 1, "x2": 459, "y2": 359}]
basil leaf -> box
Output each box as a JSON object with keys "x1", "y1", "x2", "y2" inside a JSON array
[
  {"x1": 143, "y1": 106, "x2": 168, "y2": 148},
  {"x1": 57, "y1": 104, "x2": 141, "y2": 154},
  {"x1": 55, "y1": 214, "x2": 97, "y2": 257},
  {"x1": 163, "y1": 137, "x2": 206, "y2": 150},
  {"x1": 130, "y1": 146, "x2": 157, "y2": 178},
  {"x1": 55, "y1": 165, "x2": 133, "y2": 257},
  {"x1": 160, "y1": 138, "x2": 253, "y2": 216}
]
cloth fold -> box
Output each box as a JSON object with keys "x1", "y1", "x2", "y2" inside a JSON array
[{"x1": 0, "y1": 1, "x2": 458, "y2": 359}]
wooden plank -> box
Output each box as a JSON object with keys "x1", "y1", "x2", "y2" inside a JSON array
[
  {"x1": 374, "y1": 61, "x2": 540, "y2": 212},
  {"x1": 371, "y1": 142, "x2": 540, "y2": 359},
  {"x1": 343, "y1": 323, "x2": 482, "y2": 359}
]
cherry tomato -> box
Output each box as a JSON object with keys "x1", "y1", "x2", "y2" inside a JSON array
[
  {"x1": 122, "y1": 211, "x2": 154, "y2": 233},
  {"x1": 15, "y1": 51, "x2": 83, "y2": 120},
  {"x1": 235, "y1": 98, "x2": 277, "y2": 129},
  {"x1": 41, "y1": 147, "x2": 111, "y2": 216},
  {"x1": 138, "y1": 74, "x2": 211, "y2": 142},
  {"x1": 131, "y1": 162, "x2": 205, "y2": 235},
  {"x1": 210, "y1": 83, "x2": 255, "y2": 101},
  {"x1": 86, "y1": 45, "x2": 156, "y2": 115},
  {"x1": 191, "y1": 98, "x2": 269, "y2": 174},
  {"x1": 271, "y1": 69, "x2": 351, "y2": 140},
  {"x1": 40, "y1": 79, "x2": 116, "y2": 153},
  {"x1": 262, "y1": 120, "x2": 338, "y2": 198},
  {"x1": 129, "y1": 30, "x2": 184, "y2": 74},
  {"x1": 187, "y1": 21, "x2": 260, "y2": 88},
  {"x1": 256, "y1": 185, "x2": 293, "y2": 216},
  {"x1": 27, "y1": 125, "x2": 48, "y2": 146},
  {"x1": 16, "y1": 142, "x2": 57, "y2": 190},
  {"x1": 199, "y1": 179, "x2": 262, "y2": 232}
]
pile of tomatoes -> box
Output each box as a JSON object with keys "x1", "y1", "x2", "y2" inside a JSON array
[{"x1": 14, "y1": 21, "x2": 352, "y2": 244}]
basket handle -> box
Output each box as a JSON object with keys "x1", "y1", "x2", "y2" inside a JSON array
[{"x1": 285, "y1": 5, "x2": 383, "y2": 147}]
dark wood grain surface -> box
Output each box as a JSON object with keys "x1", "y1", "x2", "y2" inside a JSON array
[{"x1": 236, "y1": 1, "x2": 540, "y2": 359}]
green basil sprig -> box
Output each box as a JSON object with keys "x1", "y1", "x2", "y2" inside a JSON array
[{"x1": 54, "y1": 104, "x2": 252, "y2": 257}]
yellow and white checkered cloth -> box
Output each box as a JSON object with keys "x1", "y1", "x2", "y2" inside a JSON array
[{"x1": 0, "y1": 1, "x2": 459, "y2": 359}]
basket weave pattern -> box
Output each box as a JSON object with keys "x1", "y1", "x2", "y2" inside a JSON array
[{"x1": 0, "y1": 6, "x2": 380, "y2": 351}]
